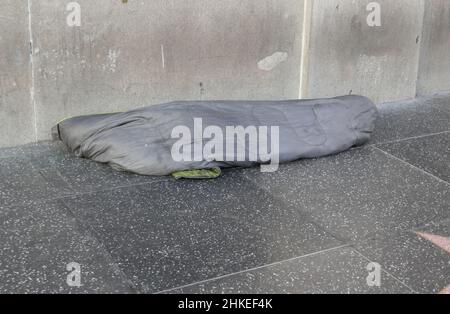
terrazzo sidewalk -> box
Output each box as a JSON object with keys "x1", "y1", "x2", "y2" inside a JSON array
[{"x1": 0, "y1": 94, "x2": 449, "y2": 294}]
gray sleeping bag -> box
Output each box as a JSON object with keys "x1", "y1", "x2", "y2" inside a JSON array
[{"x1": 54, "y1": 95, "x2": 378, "y2": 176}]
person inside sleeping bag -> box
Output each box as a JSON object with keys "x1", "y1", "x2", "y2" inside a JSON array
[{"x1": 54, "y1": 95, "x2": 378, "y2": 178}]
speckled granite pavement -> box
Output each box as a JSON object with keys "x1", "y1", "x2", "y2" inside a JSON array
[{"x1": 0, "y1": 94, "x2": 449, "y2": 294}]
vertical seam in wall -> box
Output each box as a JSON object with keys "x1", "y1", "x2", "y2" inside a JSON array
[
  {"x1": 415, "y1": 0, "x2": 427, "y2": 97},
  {"x1": 160, "y1": 44, "x2": 165, "y2": 69},
  {"x1": 299, "y1": 0, "x2": 312, "y2": 99},
  {"x1": 27, "y1": 0, "x2": 38, "y2": 143}
]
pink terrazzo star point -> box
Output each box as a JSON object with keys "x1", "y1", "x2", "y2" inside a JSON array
[{"x1": 415, "y1": 231, "x2": 450, "y2": 294}]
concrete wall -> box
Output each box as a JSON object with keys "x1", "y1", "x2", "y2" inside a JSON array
[
  {"x1": 1, "y1": 0, "x2": 450, "y2": 148},
  {"x1": 31, "y1": 0, "x2": 304, "y2": 140},
  {"x1": 0, "y1": 0, "x2": 35, "y2": 147},
  {"x1": 417, "y1": 0, "x2": 450, "y2": 95},
  {"x1": 304, "y1": 0, "x2": 424, "y2": 104}
]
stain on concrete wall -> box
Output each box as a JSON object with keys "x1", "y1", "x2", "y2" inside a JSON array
[
  {"x1": 30, "y1": 0, "x2": 304, "y2": 141},
  {"x1": 305, "y1": 0, "x2": 425, "y2": 104},
  {"x1": 258, "y1": 52, "x2": 289, "y2": 71},
  {"x1": 0, "y1": 0, "x2": 35, "y2": 147},
  {"x1": 417, "y1": 0, "x2": 450, "y2": 95}
]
